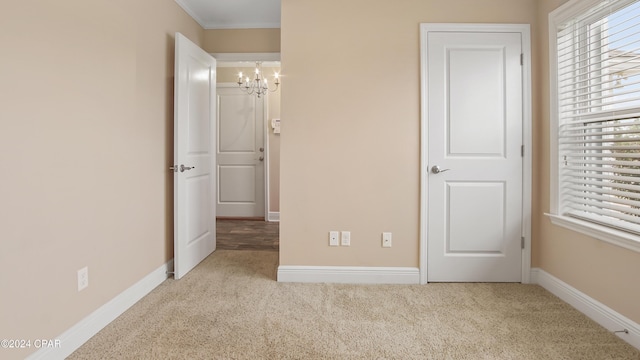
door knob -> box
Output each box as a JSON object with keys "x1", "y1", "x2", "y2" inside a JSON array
[
  {"x1": 431, "y1": 165, "x2": 450, "y2": 174},
  {"x1": 180, "y1": 164, "x2": 195, "y2": 172},
  {"x1": 259, "y1": 156, "x2": 264, "y2": 161},
  {"x1": 259, "y1": 147, "x2": 264, "y2": 152}
]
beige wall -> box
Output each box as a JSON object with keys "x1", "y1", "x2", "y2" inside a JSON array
[
  {"x1": 0, "y1": 1, "x2": 202, "y2": 358},
  {"x1": 203, "y1": 29, "x2": 281, "y2": 53},
  {"x1": 535, "y1": 0, "x2": 640, "y2": 323},
  {"x1": 280, "y1": 0, "x2": 538, "y2": 268},
  {"x1": 217, "y1": 66, "x2": 281, "y2": 212},
  {"x1": 280, "y1": 0, "x2": 640, "y2": 325}
]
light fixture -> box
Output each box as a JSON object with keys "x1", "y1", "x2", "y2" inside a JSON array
[{"x1": 237, "y1": 62, "x2": 280, "y2": 98}]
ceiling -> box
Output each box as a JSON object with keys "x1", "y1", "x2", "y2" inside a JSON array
[{"x1": 175, "y1": 0, "x2": 281, "y2": 29}]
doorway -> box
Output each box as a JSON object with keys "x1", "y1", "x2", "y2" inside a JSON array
[
  {"x1": 214, "y1": 56, "x2": 281, "y2": 221},
  {"x1": 419, "y1": 24, "x2": 532, "y2": 283}
]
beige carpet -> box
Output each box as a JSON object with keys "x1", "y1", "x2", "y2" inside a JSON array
[{"x1": 69, "y1": 250, "x2": 639, "y2": 359}]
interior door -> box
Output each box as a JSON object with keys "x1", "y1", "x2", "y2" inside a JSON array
[
  {"x1": 216, "y1": 85, "x2": 265, "y2": 218},
  {"x1": 173, "y1": 33, "x2": 216, "y2": 280},
  {"x1": 426, "y1": 31, "x2": 523, "y2": 282}
]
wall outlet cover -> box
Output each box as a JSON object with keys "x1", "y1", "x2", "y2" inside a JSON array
[
  {"x1": 77, "y1": 266, "x2": 89, "y2": 292},
  {"x1": 341, "y1": 231, "x2": 351, "y2": 246},
  {"x1": 382, "y1": 232, "x2": 392, "y2": 247},
  {"x1": 329, "y1": 231, "x2": 339, "y2": 246}
]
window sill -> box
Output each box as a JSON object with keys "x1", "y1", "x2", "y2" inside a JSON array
[{"x1": 545, "y1": 214, "x2": 640, "y2": 253}]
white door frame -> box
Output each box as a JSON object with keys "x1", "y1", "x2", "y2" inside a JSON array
[
  {"x1": 419, "y1": 23, "x2": 532, "y2": 284},
  {"x1": 216, "y1": 82, "x2": 269, "y2": 219}
]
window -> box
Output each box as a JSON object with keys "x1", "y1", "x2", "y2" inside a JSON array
[{"x1": 549, "y1": 0, "x2": 640, "y2": 252}]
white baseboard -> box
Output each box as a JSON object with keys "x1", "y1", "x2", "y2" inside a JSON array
[
  {"x1": 27, "y1": 260, "x2": 173, "y2": 360},
  {"x1": 277, "y1": 265, "x2": 420, "y2": 284},
  {"x1": 531, "y1": 268, "x2": 640, "y2": 350},
  {"x1": 267, "y1": 211, "x2": 280, "y2": 222}
]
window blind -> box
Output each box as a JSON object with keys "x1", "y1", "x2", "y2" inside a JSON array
[{"x1": 557, "y1": 0, "x2": 640, "y2": 234}]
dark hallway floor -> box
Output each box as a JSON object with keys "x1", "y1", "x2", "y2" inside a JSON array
[{"x1": 216, "y1": 219, "x2": 279, "y2": 251}]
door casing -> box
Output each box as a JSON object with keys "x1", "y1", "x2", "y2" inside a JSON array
[{"x1": 419, "y1": 23, "x2": 532, "y2": 284}]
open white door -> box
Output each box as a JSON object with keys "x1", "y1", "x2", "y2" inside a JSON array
[{"x1": 173, "y1": 33, "x2": 216, "y2": 280}]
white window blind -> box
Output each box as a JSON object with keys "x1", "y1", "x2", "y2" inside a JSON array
[{"x1": 557, "y1": 0, "x2": 640, "y2": 234}]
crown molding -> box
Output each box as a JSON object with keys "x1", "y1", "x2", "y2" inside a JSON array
[{"x1": 175, "y1": 0, "x2": 280, "y2": 30}]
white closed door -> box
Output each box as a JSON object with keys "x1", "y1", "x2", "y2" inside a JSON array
[
  {"x1": 173, "y1": 33, "x2": 216, "y2": 280},
  {"x1": 426, "y1": 30, "x2": 523, "y2": 282},
  {"x1": 216, "y1": 86, "x2": 265, "y2": 218}
]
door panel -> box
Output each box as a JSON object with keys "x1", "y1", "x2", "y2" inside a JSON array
[
  {"x1": 219, "y1": 94, "x2": 257, "y2": 151},
  {"x1": 219, "y1": 166, "x2": 256, "y2": 202},
  {"x1": 173, "y1": 33, "x2": 216, "y2": 280},
  {"x1": 447, "y1": 182, "x2": 506, "y2": 253},
  {"x1": 186, "y1": 175, "x2": 212, "y2": 244},
  {"x1": 427, "y1": 31, "x2": 522, "y2": 282},
  {"x1": 449, "y1": 48, "x2": 505, "y2": 156},
  {"x1": 216, "y1": 86, "x2": 265, "y2": 218}
]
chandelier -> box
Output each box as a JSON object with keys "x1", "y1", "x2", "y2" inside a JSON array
[{"x1": 237, "y1": 62, "x2": 280, "y2": 98}]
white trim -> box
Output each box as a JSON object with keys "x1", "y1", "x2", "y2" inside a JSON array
[
  {"x1": 211, "y1": 53, "x2": 281, "y2": 63},
  {"x1": 27, "y1": 260, "x2": 173, "y2": 360},
  {"x1": 546, "y1": 214, "x2": 640, "y2": 253},
  {"x1": 263, "y1": 92, "x2": 271, "y2": 221},
  {"x1": 277, "y1": 266, "x2": 420, "y2": 284},
  {"x1": 532, "y1": 268, "x2": 640, "y2": 350},
  {"x1": 419, "y1": 20, "x2": 428, "y2": 283},
  {"x1": 419, "y1": 23, "x2": 533, "y2": 284},
  {"x1": 174, "y1": 0, "x2": 208, "y2": 29},
  {"x1": 268, "y1": 212, "x2": 280, "y2": 222},
  {"x1": 549, "y1": 9, "x2": 561, "y2": 215},
  {"x1": 203, "y1": 22, "x2": 280, "y2": 30},
  {"x1": 173, "y1": 0, "x2": 280, "y2": 30},
  {"x1": 549, "y1": 0, "x2": 614, "y2": 26},
  {"x1": 263, "y1": 85, "x2": 270, "y2": 222},
  {"x1": 216, "y1": 61, "x2": 281, "y2": 68},
  {"x1": 520, "y1": 25, "x2": 533, "y2": 284}
]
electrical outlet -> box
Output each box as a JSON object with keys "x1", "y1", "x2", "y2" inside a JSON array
[
  {"x1": 77, "y1": 266, "x2": 89, "y2": 291},
  {"x1": 329, "y1": 231, "x2": 339, "y2": 246},
  {"x1": 382, "y1": 232, "x2": 392, "y2": 247},
  {"x1": 341, "y1": 231, "x2": 351, "y2": 246}
]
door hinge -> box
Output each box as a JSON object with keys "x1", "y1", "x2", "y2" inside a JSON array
[
  {"x1": 520, "y1": 53, "x2": 524, "y2": 66},
  {"x1": 521, "y1": 236, "x2": 525, "y2": 249},
  {"x1": 521, "y1": 145, "x2": 524, "y2": 157}
]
